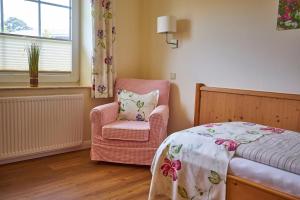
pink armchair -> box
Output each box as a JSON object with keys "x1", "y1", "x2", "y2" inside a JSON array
[{"x1": 90, "y1": 78, "x2": 170, "y2": 165}]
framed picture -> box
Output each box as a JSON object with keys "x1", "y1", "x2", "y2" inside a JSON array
[{"x1": 277, "y1": 0, "x2": 300, "y2": 30}]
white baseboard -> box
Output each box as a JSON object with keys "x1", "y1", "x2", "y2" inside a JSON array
[{"x1": 0, "y1": 140, "x2": 91, "y2": 165}]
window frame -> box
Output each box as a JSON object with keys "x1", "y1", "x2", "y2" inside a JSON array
[{"x1": 0, "y1": 0, "x2": 79, "y2": 83}]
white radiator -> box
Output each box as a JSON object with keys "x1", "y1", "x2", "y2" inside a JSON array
[{"x1": 0, "y1": 94, "x2": 84, "y2": 161}]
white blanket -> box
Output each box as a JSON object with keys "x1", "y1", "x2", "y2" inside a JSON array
[{"x1": 148, "y1": 122, "x2": 269, "y2": 200}]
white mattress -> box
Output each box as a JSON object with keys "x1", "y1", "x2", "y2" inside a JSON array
[{"x1": 228, "y1": 157, "x2": 300, "y2": 197}]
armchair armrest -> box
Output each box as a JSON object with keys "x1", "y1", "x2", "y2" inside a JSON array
[
  {"x1": 149, "y1": 105, "x2": 169, "y2": 146},
  {"x1": 149, "y1": 105, "x2": 169, "y2": 129},
  {"x1": 90, "y1": 102, "x2": 119, "y2": 126}
]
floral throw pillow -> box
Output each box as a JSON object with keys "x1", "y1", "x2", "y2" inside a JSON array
[{"x1": 117, "y1": 89, "x2": 159, "y2": 121}]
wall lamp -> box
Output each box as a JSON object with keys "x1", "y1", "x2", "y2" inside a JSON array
[{"x1": 157, "y1": 16, "x2": 178, "y2": 49}]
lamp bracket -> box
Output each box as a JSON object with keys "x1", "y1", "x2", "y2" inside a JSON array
[{"x1": 165, "y1": 33, "x2": 178, "y2": 49}]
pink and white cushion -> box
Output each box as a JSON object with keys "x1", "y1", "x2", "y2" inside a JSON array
[{"x1": 117, "y1": 89, "x2": 159, "y2": 121}]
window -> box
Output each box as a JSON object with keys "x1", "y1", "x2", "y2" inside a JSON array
[{"x1": 0, "y1": 0, "x2": 79, "y2": 83}]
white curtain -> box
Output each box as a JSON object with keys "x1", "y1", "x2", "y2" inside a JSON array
[{"x1": 91, "y1": 0, "x2": 116, "y2": 98}]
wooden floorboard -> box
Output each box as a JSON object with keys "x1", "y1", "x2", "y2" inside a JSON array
[{"x1": 0, "y1": 150, "x2": 152, "y2": 200}]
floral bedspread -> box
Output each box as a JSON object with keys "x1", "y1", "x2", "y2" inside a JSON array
[{"x1": 148, "y1": 122, "x2": 273, "y2": 200}]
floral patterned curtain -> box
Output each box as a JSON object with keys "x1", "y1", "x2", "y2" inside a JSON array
[{"x1": 91, "y1": 0, "x2": 116, "y2": 98}]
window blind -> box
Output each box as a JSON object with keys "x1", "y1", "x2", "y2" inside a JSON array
[{"x1": 0, "y1": 34, "x2": 72, "y2": 72}]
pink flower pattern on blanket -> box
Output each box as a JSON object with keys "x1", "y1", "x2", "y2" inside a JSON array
[
  {"x1": 150, "y1": 122, "x2": 271, "y2": 200},
  {"x1": 204, "y1": 123, "x2": 223, "y2": 128},
  {"x1": 160, "y1": 158, "x2": 182, "y2": 181},
  {"x1": 260, "y1": 127, "x2": 285, "y2": 134},
  {"x1": 215, "y1": 139, "x2": 238, "y2": 151}
]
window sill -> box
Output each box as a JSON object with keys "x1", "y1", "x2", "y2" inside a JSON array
[{"x1": 0, "y1": 85, "x2": 91, "y2": 91}]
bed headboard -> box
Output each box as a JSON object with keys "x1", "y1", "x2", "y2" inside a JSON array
[{"x1": 194, "y1": 83, "x2": 300, "y2": 132}]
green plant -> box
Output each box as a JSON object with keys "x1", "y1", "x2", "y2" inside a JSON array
[{"x1": 26, "y1": 43, "x2": 40, "y2": 77}]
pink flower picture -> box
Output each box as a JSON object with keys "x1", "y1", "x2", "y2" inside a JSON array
[{"x1": 277, "y1": 0, "x2": 300, "y2": 30}]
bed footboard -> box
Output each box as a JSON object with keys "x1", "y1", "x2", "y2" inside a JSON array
[{"x1": 227, "y1": 175, "x2": 298, "y2": 200}]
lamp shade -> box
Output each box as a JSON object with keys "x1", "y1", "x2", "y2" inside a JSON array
[{"x1": 157, "y1": 16, "x2": 177, "y2": 33}]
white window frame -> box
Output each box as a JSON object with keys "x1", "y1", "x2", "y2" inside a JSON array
[{"x1": 0, "y1": 0, "x2": 79, "y2": 83}]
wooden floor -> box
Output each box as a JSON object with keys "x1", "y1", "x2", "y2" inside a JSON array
[{"x1": 0, "y1": 150, "x2": 152, "y2": 200}]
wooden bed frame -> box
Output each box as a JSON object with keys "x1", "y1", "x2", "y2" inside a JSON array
[{"x1": 194, "y1": 83, "x2": 300, "y2": 200}]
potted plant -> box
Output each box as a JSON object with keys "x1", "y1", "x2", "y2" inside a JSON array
[{"x1": 26, "y1": 43, "x2": 40, "y2": 87}]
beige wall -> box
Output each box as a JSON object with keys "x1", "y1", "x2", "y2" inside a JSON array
[
  {"x1": 139, "y1": 0, "x2": 300, "y2": 132},
  {"x1": 2, "y1": 0, "x2": 300, "y2": 139}
]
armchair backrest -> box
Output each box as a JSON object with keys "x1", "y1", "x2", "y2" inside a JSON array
[{"x1": 114, "y1": 78, "x2": 170, "y2": 106}]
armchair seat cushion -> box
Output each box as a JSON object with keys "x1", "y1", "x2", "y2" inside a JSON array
[{"x1": 102, "y1": 120, "x2": 150, "y2": 142}]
